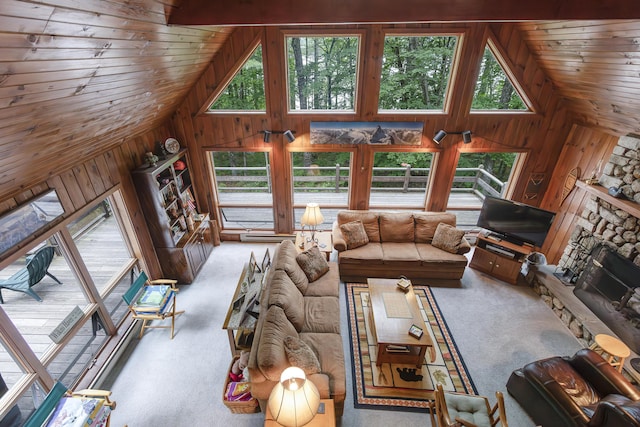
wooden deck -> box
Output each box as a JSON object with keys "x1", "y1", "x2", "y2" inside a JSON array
[
  {"x1": 218, "y1": 191, "x2": 484, "y2": 229},
  {"x1": 0, "y1": 214, "x2": 135, "y2": 416}
]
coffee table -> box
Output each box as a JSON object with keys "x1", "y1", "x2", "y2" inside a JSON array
[{"x1": 367, "y1": 278, "x2": 435, "y2": 366}]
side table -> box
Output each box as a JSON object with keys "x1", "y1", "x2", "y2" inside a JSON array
[
  {"x1": 295, "y1": 231, "x2": 332, "y2": 260},
  {"x1": 590, "y1": 333, "x2": 631, "y2": 373},
  {"x1": 264, "y1": 398, "x2": 335, "y2": 427}
]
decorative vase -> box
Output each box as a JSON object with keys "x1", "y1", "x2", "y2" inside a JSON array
[{"x1": 145, "y1": 152, "x2": 159, "y2": 167}]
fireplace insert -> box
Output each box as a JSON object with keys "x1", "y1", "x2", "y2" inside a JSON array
[{"x1": 573, "y1": 245, "x2": 640, "y2": 354}]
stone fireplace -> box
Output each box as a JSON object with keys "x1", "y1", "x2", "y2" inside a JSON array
[
  {"x1": 553, "y1": 133, "x2": 640, "y2": 362},
  {"x1": 573, "y1": 245, "x2": 640, "y2": 353}
]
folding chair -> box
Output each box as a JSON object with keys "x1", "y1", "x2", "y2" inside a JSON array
[{"x1": 122, "y1": 271, "x2": 184, "y2": 339}]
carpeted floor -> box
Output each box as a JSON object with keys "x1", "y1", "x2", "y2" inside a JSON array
[
  {"x1": 347, "y1": 283, "x2": 475, "y2": 411},
  {"x1": 102, "y1": 242, "x2": 583, "y2": 426}
]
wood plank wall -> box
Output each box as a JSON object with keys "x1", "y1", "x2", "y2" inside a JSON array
[
  {"x1": 540, "y1": 124, "x2": 618, "y2": 263},
  {"x1": 169, "y1": 22, "x2": 574, "y2": 235},
  {"x1": 0, "y1": 123, "x2": 179, "y2": 278}
]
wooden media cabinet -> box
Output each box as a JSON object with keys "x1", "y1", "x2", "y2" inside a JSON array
[{"x1": 470, "y1": 234, "x2": 534, "y2": 285}]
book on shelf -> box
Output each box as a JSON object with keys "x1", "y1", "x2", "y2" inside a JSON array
[{"x1": 385, "y1": 344, "x2": 410, "y2": 353}]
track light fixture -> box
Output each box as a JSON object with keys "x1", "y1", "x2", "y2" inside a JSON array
[
  {"x1": 433, "y1": 129, "x2": 472, "y2": 144},
  {"x1": 260, "y1": 130, "x2": 296, "y2": 143}
]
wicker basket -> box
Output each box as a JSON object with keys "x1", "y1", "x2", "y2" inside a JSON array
[{"x1": 222, "y1": 356, "x2": 260, "y2": 414}]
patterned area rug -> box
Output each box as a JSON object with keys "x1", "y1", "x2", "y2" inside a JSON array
[{"x1": 346, "y1": 283, "x2": 476, "y2": 412}]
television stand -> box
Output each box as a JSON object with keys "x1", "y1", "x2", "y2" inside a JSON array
[{"x1": 470, "y1": 234, "x2": 534, "y2": 285}]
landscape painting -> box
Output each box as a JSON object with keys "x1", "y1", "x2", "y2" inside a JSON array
[{"x1": 310, "y1": 122, "x2": 423, "y2": 145}]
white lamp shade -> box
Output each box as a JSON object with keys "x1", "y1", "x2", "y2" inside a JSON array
[
  {"x1": 267, "y1": 367, "x2": 320, "y2": 427},
  {"x1": 300, "y1": 203, "x2": 324, "y2": 227}
]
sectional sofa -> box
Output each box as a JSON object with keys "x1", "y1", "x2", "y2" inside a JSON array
[
  {"x1": 246, "y1": 240, "x2": 346, "y2": 417},
  {"x1": 332, "y1": 210, "x2": 470, "y2": 284}
]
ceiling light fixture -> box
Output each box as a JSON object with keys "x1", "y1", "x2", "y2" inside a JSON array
[{"x1": 433, "y1": 129, "x2": 472, "y2": 144}]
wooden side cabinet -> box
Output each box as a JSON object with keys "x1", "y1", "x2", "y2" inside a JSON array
[
  {"x1": 132, "y1": 149, "x2": 214, "y2": 283},
  {"x1": 470, "y1": 235, "x2": 534, "y2": 285}
]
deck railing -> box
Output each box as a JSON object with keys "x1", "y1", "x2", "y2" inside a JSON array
[{"x1": 214, "y1": 164, "x2": 506, "y2": 197}]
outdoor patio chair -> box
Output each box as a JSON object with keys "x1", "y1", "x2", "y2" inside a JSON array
[
  {"x1": 430, "y1": 383, "x2": 508, "y2": 427},
  {"x1": 0, "y1": 246, "x2": 62, "y2": 303},
  {"x1": 123, "y1": 271, "x2": 184, "y2": 339}
]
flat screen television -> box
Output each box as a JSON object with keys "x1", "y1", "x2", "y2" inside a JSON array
[{"x1": 476, "y1": 196, "x2": 556, "y2": 247}]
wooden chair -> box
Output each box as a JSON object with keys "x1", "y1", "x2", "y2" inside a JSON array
[
  {"x1": 0, "y1": 246, "x2": 62, "y2": 303},
  {"x1": 122, "y1": 271, "x2": 184, "y2": 339},
  {"x1": 23, "y1": 381, "x2": 116, "y2": 427},
  {"x1": 429, "y1": 384, "x2": 508, "y2": 427}
]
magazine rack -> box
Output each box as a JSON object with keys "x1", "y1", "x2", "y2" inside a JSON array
[
  {"x1": 23, "y1": 381, "x2": 116, "y2": 427},
  {"x1": 123, "y1": 271, "x2": 184, "y2": 339}
]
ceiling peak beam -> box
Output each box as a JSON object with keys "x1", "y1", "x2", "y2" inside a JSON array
[{"x1": 169, "y1": 0, "x2": 640, "y2": 26}]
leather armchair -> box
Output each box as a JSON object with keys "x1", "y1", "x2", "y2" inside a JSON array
[{"x1": 506, "y1": 348, "x2": 640, "y2": 427}]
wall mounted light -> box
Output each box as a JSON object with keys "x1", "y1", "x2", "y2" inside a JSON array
[
  {"x1": 262, "y1": 130, "x2": 272, "y2": 143},
  {"x1": 433, "y1": 130, "x2": 447, "y2": 144},
  {"x1": 260, "y1": 130, "x2": 297, "y2": 143},
  {"x1": 433, "y1": 129, "x2": 472, "y2": 144}
]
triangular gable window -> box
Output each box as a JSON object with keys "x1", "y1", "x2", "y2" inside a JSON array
[
  {"x1": 208, "y1": 44, "x2": 266, "y2": 112},
  {"x1": 471, "y1": 43, "x2": 529, "y2": 111}
]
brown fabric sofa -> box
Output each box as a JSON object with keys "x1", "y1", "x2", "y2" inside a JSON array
[
  {"x1": 332, "y1": 210, "x2": 470, "y2": 284},
  {"x1": 247, "y1": 239, "x2": 346, "y2": 417}
]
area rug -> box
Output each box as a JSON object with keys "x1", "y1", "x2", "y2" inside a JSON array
[{"x1": 346, "y1": 283, "x2": 476, "y2": 412}]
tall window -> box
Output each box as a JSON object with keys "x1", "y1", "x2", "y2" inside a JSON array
[
  {"x1": 291, "y1": 152, "x2": 351, "y2": 228},
  {"x1": 0, "y1": 191, "x2": 138, "y2": 418},
  {"x1": 448, "y1": 152, "x2": 520, "y2": 228},
  {"x1": 286, "y1": 35, "x2": 360, "y2": 112},
  {"x1": 379, "y1": 35, "x2": 459, "y2": 112},
  {"x1": 369, "y1": 151, "x2": 434, "y2": 210},
  {"x1": 211, "y1": 151, "x2": 274, "y2": 230}
]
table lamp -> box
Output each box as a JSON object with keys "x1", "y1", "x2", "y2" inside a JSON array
[
  {"x1": 267, "y1": 366, "x2": 320, "y2": 427},
  {"x1": 300, "y1": 203, "x2": 324, "y2": 243}
]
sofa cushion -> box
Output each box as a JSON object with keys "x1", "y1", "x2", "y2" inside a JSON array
[
  {"x1": 257, "y1": 306, "x2": 299, "y2": 382},
  {"x1": 381, "y1": 242, "x2": 421, "y2": 262},
  {"x1": 268, "y1": 270, "x2": 305, "y2": 331},
  {"x1": 296, "y1": 246, "x2": 330, "y2": 281},
  {"x1": 284, "y1": 335, "x2": 321, "y2": 376},
  {"x1": 432, "y1": 222, "x2": 466, "y2": 254},
  {"x1": 272, "y1": 240, "x2": 309, "y2": 294},
  {"x1": 300, "y1": 332, "x2": 346, "y2": 404},
  {"x1": 338, "y1": 242, "x2": 383, "y2": 264},
  {"x1": 340, "y1": 220, "x2": 369, "y2": 249},
  {"x1": 304, "y1": 262, "x2": 340, "y2": 297},
  {"x1": 415, "y1": 243, "x2": 469, "y2": 266},
  {"x1": 302, "y1": 296, "x2": 341, "y2": 334},
  {"x1": 414, "y1": 212, "x2": 457, "y2": 243},
  {"x1": 337, "y1": 210, "x2": 380, "y2": 242},
  {"x1": 379, "y1": 212, "x2": 414, "y2": 242}
]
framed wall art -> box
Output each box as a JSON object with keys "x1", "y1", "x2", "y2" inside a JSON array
[{"x1": 310, "y1": 122, "x2": 423, "y2": 145}]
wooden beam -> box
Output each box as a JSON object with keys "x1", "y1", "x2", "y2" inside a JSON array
[{"x1": 169, "y1": 0, "x2": 640, "y2": 26}]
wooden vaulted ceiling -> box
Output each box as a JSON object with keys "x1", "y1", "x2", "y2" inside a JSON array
[{"x1": 2, "y1": 0, "x2": 640, "y2": 202}]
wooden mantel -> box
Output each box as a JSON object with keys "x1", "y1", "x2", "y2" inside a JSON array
[{"x1": 576, "y1": 180, "x2": 640, "y2": 219}]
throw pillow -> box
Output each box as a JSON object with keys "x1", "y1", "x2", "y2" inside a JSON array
[
  {"x1": 431, "y1": 222, "x2": 466, "y2": 254},
  {"x1": 340, "y1": 220, "x2": 369, "y2": 249},
  {"x1": 296, "y1": 246, "x2": 330, "y2": 282},
  {"x1": 283, "y1": 336, "x2": 321, "y2": 376}
]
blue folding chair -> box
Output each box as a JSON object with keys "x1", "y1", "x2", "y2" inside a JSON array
[{"x1": 123, "y1": 271, "x2": 184, "y2": 339}]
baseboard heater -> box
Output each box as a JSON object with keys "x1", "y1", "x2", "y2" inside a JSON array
[{"x1": 240, "y1": 233, "x2": 295, "y2": 243}]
